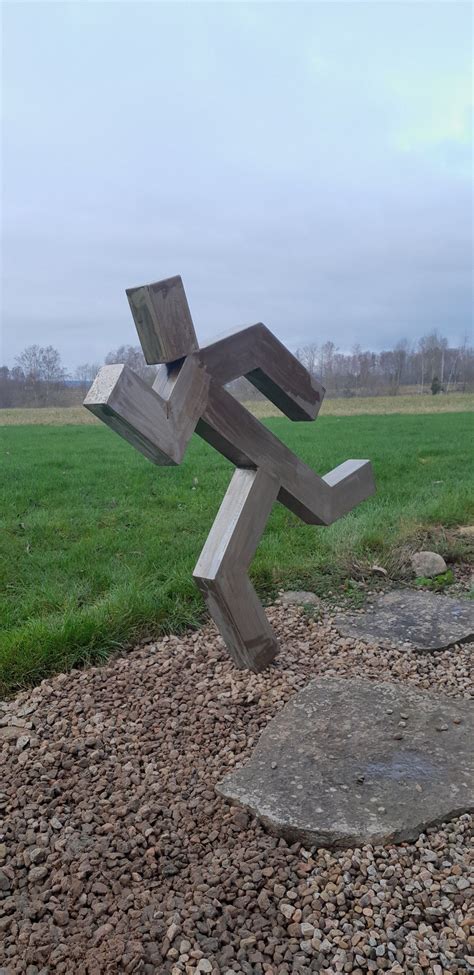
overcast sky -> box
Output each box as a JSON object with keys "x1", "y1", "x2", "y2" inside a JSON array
[{"x1": 2, "y1": 1, "x2": 472, "y2": 371}]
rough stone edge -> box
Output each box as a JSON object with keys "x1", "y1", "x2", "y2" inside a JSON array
[
  {"x1": 332, "y1": 621, "x2": 474, "y2": 654},
  {"x1": 216, "y1": 780, "x2": 474, "y2": 849},
  {"x1": 333, "y1": 588, "x2": 474, "y2": 653}
]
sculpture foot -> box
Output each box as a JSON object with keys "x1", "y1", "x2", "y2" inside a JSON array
[{"x1": 193, "y1": 467, "x2": 280, "y2": 671}]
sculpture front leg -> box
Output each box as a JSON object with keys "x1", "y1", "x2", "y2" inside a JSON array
[{"x1": 193, "y1": 467, "x2": 280, "y2": 671}]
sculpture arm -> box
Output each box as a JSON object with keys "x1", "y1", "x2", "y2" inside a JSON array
[
  {"x1": 198, "y1": 323, "x2": 324, "y2": 421},
  {"x1": 83, "y1": 356, "x2": 209, "y2": 466},
  {"x1": 197, "y1": 382, "x2": 375, "y2": 525}
]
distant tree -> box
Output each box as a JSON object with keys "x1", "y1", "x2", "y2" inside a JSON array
[
  {"x1": 431, "y1": 375, "x2": 442, "y2": 395},
  {"x1": 105, "y1": 344, "x2": 156, "y2": 384},
  {"x1": 0, "y1": 366, "x2": 12, "y2": 407},
  {"x1": 458, "y1": 334, "x2": 474, "y2": 391},
  {"x1": 75, "y1": 363, "x2": 101, "y2": 384},
  {"x1": 10, "y1": 366, "x2": 24, "y2": 382},
  {"x1": 358, "y1": 350, "x2": 376, "y2": 391},
  {"x1": 379, "y1": 350, "x2": 396, "y2": 393},
  {"x1": 14, "y1": 345, "x2": 41, "y2": 381},
  {"x1": 296, "y1": 343, "x2": 320, "y2": 379},
  {"x1": 320, "y1": 340, "x2": 337, "y2": 380},
  {"x1": 13, "y1": 345, "x2": 67, "y2": 405},
  {"x1": 423, "y1": 332, "x2": 447, "y2": 382},
  {"x1": 393, "y1": 339, "x2": 409, "y2": 393},
  {"x1": 15, "y1": 345, "x2": 66, "y2": 383},
  {"x1": 418, "y1": 335, "x2": 428, "y2": 393}
]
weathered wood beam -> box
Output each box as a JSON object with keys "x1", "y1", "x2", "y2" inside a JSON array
[
  {"x1": 84, "y1": 358, "x2": 209, "y2": 465},
  {"x1": 193, "y1": 468, "x2": 280, "y2": 670},
  {"x1": 196, "y1": 381, "x2": 375, "y2": 524},
  {"x1": 198, "y1": 324, "x2": 324, "y2": 421},
  {"x1": 194, "y1": 467, "x2": 280, "y2": 579},
  {"x1": 197, "y1": 574, "x2": 278, "y2": 672}
]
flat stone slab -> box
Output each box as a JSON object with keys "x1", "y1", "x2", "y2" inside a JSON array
[
  {"x1": 217, "y1": 678, "x2": 474, "y2": 848},
  {"x1": 334, "y1": 589, "x2": 474, "y2": 652}
]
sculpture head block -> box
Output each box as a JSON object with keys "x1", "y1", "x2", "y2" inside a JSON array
[{"x1": 126, "y1": 275, "x2": 199, "y2": 365}]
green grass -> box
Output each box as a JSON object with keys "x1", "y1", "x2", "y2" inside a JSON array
[{"x1": 1, "y1": 413, "x2": 473, "y2": 692}]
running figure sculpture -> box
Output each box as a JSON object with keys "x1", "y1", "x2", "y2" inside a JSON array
[{"x1": 85, "y1": 276, "x2": 375, "y2": 671}]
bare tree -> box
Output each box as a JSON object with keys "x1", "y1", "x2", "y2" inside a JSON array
[
  {"x1": 14, "y1": 345, "x2": 67, "y2": 405},
  {"x1": 15, "y1": 344, "x2": 66, "y2": 383},
  {"x1": 393, "y1": 339, "x2": 409, "y2": 393},
  {"x1": 75, "y1": 363, "x2": 101, "y2": 384},
  {"x1": 420, "y1": 331, "x2": 447, "y2": 385},
  {"x1": 457, "y1": 333, "x2": 474, "y2": 392},
  {"x1": 350, "y1": 344, "x2": 362, "y2": 393},
  {"x1": 439, "y1": 335, "x2": 448, "y2": 385},
  {"x1": 320, "y1": 340, "x2": 336, "y2": 381},
  {"x1": 295, "y1": 344, "x2": 319, "y2": 379},
  {"x1": 418, "y1": 335, "x2": 429, "y2": 394},
  {"x1": 105, "y1": 344, "x2": 157, "y2": 384}
]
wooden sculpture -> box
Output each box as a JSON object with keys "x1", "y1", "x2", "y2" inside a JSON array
[{"x1": 85, "y1": 276, "x2": 375, "y2": 671}]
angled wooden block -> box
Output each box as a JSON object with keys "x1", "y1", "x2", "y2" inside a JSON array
[
  {"x1": 126, "y1": 275, "x2": 199, "y2": 364},
  {"x1": 198, "y1": 323, "x2": 324, "y2": 421},
  {"x1": 197, "y1": 381, "x2": 375, "y2": 525},
  {"x1": 194, "y1": 468, "x2": 280, "y2": 671},
  {"x1": 194, "y1": 467, "x2": 280, "y2": 579},
  {"x1": 196, "y1": 573, "x2": 278, "y2": 672},
  {"x1": 84, "y1": 358, "x2": 209, "y2": 465}
]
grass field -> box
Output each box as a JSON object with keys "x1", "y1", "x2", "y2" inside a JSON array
[
  {"x1": 1, "y1": 411, "x2": 473, "y2": 692},
  {"x1": 248, "y1": 392, "x2": 474, "y2": 419},
  {"x1": 1, "y1": 391, "x2": 473, "y2": 425}
]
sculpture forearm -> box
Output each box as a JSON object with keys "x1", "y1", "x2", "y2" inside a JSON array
[{"x1": 84, "y1": 357, "x2": 210, "y2": 466}]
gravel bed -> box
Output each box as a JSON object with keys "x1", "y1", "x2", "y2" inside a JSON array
[{"x1": 1, "y1": 602, "x2": 473, "y2": 975}]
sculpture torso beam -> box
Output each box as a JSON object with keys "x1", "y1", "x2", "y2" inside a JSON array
[{"x1": 197, "y1": 323, "x2": 324, "y2": 421}]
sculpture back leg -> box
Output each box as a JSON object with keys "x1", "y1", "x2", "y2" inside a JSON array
[{"x1": 193, "y1": 467, "x2": 280, "y2": 671}]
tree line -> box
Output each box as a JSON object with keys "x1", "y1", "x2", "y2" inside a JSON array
[
  {"x1": 294, "y1": 331, "x2": 473, "y2": 398},
  {"x1": 1, "y1": 331, "x2": 473, "y2": 408}
]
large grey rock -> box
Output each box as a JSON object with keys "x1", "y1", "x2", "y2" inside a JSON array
[
  {"x1": 217, "y1": 678, "x2": 474, "y2": 848},
  {"x1": 335, "y1": 589, "x2": 474, "y2": 651},
  {"x1": 411, "y1": 551, "x2": 447, "y2": 578}
]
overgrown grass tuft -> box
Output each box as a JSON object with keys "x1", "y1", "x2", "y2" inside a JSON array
[{"x1": 1, "y1": 412, "x2": 472, "y2": 691}]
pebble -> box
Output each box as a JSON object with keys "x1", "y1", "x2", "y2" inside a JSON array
[
  {"x1": 0, "y1": 870, "x2": 11, "y2": 892},
  {"x1": 28, "y1": 866, "x2": 48, "y2": 882},
  {"x1": 16, "y1": 734, "x2": 30, "y2": 750},
  {"x1": 0, "y1": 603, "x2": 472, "y2": 974}
]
